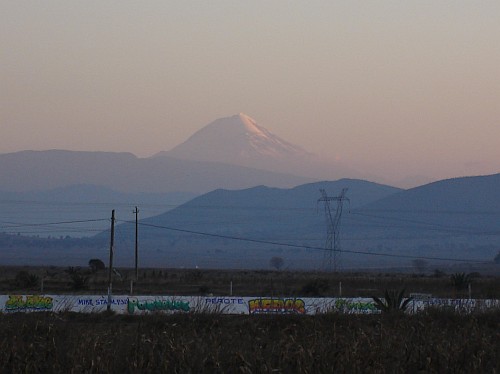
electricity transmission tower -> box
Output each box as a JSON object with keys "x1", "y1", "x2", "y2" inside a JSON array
[{"x1": 318, "y1": 188, "x2": 349, "y2": 272}]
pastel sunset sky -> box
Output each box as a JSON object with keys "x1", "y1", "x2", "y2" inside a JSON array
[{"x1": 1, "y1": 1, "x2": 499, "y2": 185}]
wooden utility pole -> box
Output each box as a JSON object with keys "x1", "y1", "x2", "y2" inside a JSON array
[
  {"x1": 107, "y1": 210, "x2": 115, "y2": 312},
  {"x1": 134, "y1": 206, "x2": 139, "y2": 281}
]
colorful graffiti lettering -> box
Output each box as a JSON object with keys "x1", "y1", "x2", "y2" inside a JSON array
[
  {"x1": 248, "y1": 298, "x2": 305, "y2": 314},
  {"x1": 127, "y1": 298, "x2": 190, "y2": 314},
  {"x1": 334, "y1": 299, "x2": 378, "y2": 314},
  {"x1": 5, "y1": 295, "x2": 53, "y2": 312}
]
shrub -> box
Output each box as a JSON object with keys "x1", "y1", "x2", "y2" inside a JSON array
[
  {"x1": 301, "y1": 278, "x2": 329, "y2": 296},
  {"x1": 198, "y1": 285, "x2": 211, "y2": 295},
  {"x1": 450, "y1": 272, "x2": 471, "y2": 292},
  {"x1": 372, "y1": 288, "x2": 413, "y2": 314},
  {"x1": 14, "y1": 271, "x2": 40, "y2": 289},
  {"x1": 70, "y1": 273, "x2": 89, "y2": 291}
]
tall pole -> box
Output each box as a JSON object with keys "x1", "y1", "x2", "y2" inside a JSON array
[
  {"x1": 318, "y1": 188, "x2": 349, "y2": 272},
  {"x1": 319, "y1": 189, "x2": 335, "y2": 270},
  {"x1": 134, "y1": 207, "x2": 139, "y2": 281},
  {"x1": 107, "y1": 209, "x2": 115, "y2": 312}
]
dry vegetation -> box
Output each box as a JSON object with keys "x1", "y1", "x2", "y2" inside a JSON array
[
  {"x1": 1, "y1": 310, "x2": 499, "y2": 373},
  {"x1": 1, "y1": 266, "x2": 499, "y2": 299},
  {"x1": 1, "y1": 266, "x2": 499, "y2": 372}
]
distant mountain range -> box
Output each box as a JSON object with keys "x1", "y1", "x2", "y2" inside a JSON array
[
  {"x1": 2, "y1": 174, "x2": 500, "y2": 271},
  {"x1": 0, "y1": 112, "x2": 365, "y2": 242},
  {"x1": 1, "y1": 113, "x2": 499, "y2": 271},
  {"x1": 95, "y1": 178, "x2": 402, "y2": 269},
  {"x1": 0, "y1": 149, "x2": 313, "y2": 194},
  {"x1": 0, "y1": 113, "x2": 357, "y2": 195},
  {"x1": 99, "y1": 174, "x2": 500, "y2": 271},
  {"x1": 357, "y1": 173, "x2": 500, "y2": 243}
]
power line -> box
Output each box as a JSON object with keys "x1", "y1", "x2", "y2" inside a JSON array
[
  {"x1": 0, "y1": 206, "x2": 496, "y2": 265},
  {"x1": 0, "y1": 218, "x2": 109, "y2": 229},
  {"x1": 358, "y1": 208, "x2": 500, "y2": 215},
  {"x1": 349, "y1": 211, "x2": 497, "y2": 235},
  {"x1": 116, "y1": 220, "x2": 490, "y2": 264}
]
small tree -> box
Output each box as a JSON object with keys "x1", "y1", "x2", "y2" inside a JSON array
[
  {"x1": 412, "y1": 259, "x2": 428, "y2": 274},
  {"x1": 269, "y1": 256, "x2": 284, "y2": 270},
  {"x1": 88, "y1": 258, "x2": 106, "y2": 273},
  {"x1": 494, "y1": 251, "x2": 500, "y2": 264}
]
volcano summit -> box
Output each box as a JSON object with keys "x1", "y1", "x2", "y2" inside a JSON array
[{"x1": 154, "y1": 113, "x2": 354, "y2": 180}]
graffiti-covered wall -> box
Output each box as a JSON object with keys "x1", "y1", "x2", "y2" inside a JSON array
[{"x1": 1, "y1": 295, "x2": 499, "y2": 315}]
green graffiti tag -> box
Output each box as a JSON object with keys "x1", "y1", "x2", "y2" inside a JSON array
[
  {"x1": 5, "y1": 295, "x2": 54, "y2": 312},
  {"x1": 127, "y1": 298, "x2": 190, "y2": 314},
  {"x1": 334, "y1": 299, "x2": 378, "y2": 314}
]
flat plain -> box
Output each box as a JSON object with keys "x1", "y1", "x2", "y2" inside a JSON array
[{"x1": 1, "y1": 266, "x2": 499, "y2": 373}]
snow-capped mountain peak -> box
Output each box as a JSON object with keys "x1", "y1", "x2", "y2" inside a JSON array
[
  {"x1": 239, "y1": 113, "x2": 268, "y2": 138},
  {"x1": 154, "y1": 113, "x2": 310, "y2": 162},
  {"x1": 153, "y1": 113, "x2": 353, "y2": 180}
]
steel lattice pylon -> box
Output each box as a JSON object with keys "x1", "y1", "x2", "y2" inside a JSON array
[{"x1": 318, "y1": 188, "x2": 349, "y2": 272}]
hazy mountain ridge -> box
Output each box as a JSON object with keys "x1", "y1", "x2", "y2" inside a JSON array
[
  {"x1": 0, "y1": 184, "x2": 194, "y2": 204},
  {"x1": 361, "y1": 173, "x2": 500, "y2": 212},
  {"x1": 2, "y1": 174, "x2": 500, "y2": 270},
  {"x1": 105, "y1": 174, "x2": 500, "y2": 269},
  {"x1": 354, "y1": 173, "x2": 500, "y2": 239},
  {"x1": 136, "y1": 178, "x2": 401, "y2": 235},
  {"x1": 2, "y1": 113, "x2": 499, "y2": 269},
  {"x1": 100, "y1": 179, "x2": 404, "y2": 268},
  {"x1": 0, "y1": 149, "x2": 314, "y2": 194},
  {"x1": 3, "y1": 178, "x2": 403, "y2": 267}
]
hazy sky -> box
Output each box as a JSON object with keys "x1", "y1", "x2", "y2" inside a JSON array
[{"x1": 1, "y1": 1, "x2": 499, "y2": 184}]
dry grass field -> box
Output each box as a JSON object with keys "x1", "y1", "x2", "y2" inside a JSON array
[
  {"x1": 1, "y1": 310, "x2": 499, "y2": 373},
  {"x1": 1, "y1": 266, "x2": 499, "y2": 372}
]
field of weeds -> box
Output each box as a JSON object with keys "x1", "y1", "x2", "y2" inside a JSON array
[
  {"x1": 1, "y1": 311, "x2": 499, "y2": 373},
  {"x1": 2, "y1": 266, "x2": 499, "y2": 299}
]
